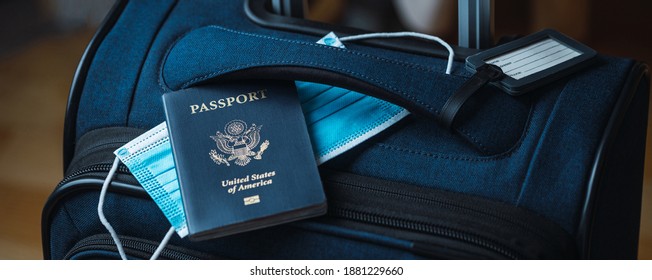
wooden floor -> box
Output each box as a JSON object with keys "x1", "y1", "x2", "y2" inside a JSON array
[{"x1": 0, "y1": 30, "x2": 650, "y2": 260}]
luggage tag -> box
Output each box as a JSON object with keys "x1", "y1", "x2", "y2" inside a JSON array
[
  {"x1": 439, "y1": 29, "x2": 597, "y2": 129},
  {"x1": 466, "y1": 29, "x2": 597, "y2": 95}
]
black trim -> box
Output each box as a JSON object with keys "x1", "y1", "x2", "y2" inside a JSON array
[
  {"x1": 579, "y1": 62, "x2": 649, "y2": 259},
  {"x1": 244, "y1": 0, "x2": 478, "y2": 61},
  {"x1": 188, "y1": 66, "x2": 434, "y2": 120},
  {"x1": 63, "y1": 0, "x2": 128, "y2": 173},
  {"x1": 64, "y1": 234, "x2": 217, "y2": 260},
  {"x1": 182, "y1": 66, "x2": 506, "y2": 154}
]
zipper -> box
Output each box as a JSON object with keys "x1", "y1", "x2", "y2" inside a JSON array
[
  {"x1": 331, "y1": 207, "x2": 518, "y2": 259},
  {"x1": 51, "y1": 127, "x2": 575, "y2": 259},
  {"x1": 324, "y1": 177, "x2": 522, "y2": 259},
  {"x1": 57, "y1": 163, "x2": 131, "y2": 189},
  {"x1": 64, "y1": 234, "x2": 208, "y2": 260},
  {"x1": 55, "y1": 162, "x2": 573, "y2": 259},
  {"x1": 57, "y1": 162, "x2": 522, "y2": 259},
  {"x1": 326, "y1": 176, "x2": 539, "y2": 234},
  {"x1": 320, "y1": 171, "x2": 576, "y2": 259}
]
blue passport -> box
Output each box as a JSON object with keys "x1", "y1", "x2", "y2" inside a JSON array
[{"x1": 162, "y1": 81, "x2": 327, "y2": 241}]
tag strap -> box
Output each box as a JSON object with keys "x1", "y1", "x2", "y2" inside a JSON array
[{"x1": 438, "y1": 64, "x2": 504, "y2": 130}]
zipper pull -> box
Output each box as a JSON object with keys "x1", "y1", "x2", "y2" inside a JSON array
[{"x1": 438, "y1": 64, "x2": 504, "y2": 130}]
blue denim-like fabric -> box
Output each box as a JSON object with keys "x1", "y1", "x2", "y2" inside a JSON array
[
  {"x1": 77, "y1": 0, "x2": 176, "y2": 133},
  {"x1": 73, "y1": 0, "x2": 636, "y2": 236},
  {"x1": 324, "y1": 57, "x2": 634, "y2": 233}
]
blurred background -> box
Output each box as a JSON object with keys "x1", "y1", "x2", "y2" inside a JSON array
[{"x1": 0, "y1": 0, "x2": 650, "y2": 259}]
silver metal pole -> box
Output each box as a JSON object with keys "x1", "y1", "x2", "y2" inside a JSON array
[{"x1": 458, "y1": 0, "x2": 494, "y2": 49}]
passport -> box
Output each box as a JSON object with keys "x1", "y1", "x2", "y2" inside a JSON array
[{"x1": 162, "y1": 81, "x2": 327, "y2": 241}]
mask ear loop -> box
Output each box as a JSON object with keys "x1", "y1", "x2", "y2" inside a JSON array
[
  {"x1": 338, "y1": 32, "x2": 455, "y2": 75},
  {"x1": 98, "y1": 157, "x2": 128, "y2": 260},
  {"x1": 150, "y1": 227, "x2": 176, "y2": 260},
  {"x1": 98, "y1": 156, "x2": 176, "y2": 260}
]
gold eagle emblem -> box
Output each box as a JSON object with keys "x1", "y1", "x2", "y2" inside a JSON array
[{"x1": 209, "y1": 120, "x2": 269, "y2": 166}]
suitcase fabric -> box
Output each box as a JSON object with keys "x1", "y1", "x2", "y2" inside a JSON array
[{"x1": 42, "y1": 0, "x2": 649, "y2": 259}]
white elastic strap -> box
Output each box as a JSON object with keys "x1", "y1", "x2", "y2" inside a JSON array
[
  {"x1": 98, "y1": 157, "x2": 128, "y2": 260},
  {"x1": 99, "y1": 157, "x2": 176, "y2": 260},
  {"x1": 150, "y1": 226, "x2": 175, "y2": 260},
  {"x1": 339, "y1": 32, "x2": 455, "y2": 75}
]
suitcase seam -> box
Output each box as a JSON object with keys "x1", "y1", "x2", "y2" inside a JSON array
[
  {"x1": 374, "y1": 98, "x2": 534, "y2": 160},
  {"x1": 125, "y1": 0, "x2": 179, "y2": 126},
  {"x1": 204, "y1": 25, "x2": 451, "y2": 74},
  {"x1": 62, "y1": 203, "x2": 84, "y2": 242}
]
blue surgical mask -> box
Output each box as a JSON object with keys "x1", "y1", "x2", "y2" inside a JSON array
[
  {"x1": 300, "y1": 32, "x2": 409, "y2": 163},
  {"x1": 98, "y1": 122, "x2": 184, "y2": 260},
  {"x1": 113, "y1": 122, "x2": 188, "y2": 238},
  {"x1": 297, "y1": 81, "x2": 408, "y2": 163}
]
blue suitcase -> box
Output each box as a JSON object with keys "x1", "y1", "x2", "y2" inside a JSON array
[{"x1": 42, "y1": 0, "x2": 649, "y2": 259}]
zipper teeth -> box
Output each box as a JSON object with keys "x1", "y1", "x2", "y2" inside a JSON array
[
  {"x1": 333, "y1": 208, "x2": 520, "y2": 260},
  {"x1": 59, "y1": 163, "x2": 518, "y2": 259},
  {"x1": 64, "y1": 237, "x2": 197, "y2": 260},
  {"x1": 57, "y1": 164, "x2": 131, "y2": 189},
  {"x1": 328, "y1": 179, "x2": 540, "y2": 236}
]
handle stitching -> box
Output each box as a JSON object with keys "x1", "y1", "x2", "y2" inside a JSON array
[{"x1": 205, "y1": 25, "x2": 449, "y2": 75}]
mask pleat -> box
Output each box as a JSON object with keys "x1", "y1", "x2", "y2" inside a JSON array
[
  {"x1": 299, "y1": 85, "x2": 350, "y2": 114},
  {"x1": 114, "y1": 124, "x2": 188, "y2": 238},
  {"x1": 295, "y1": 81, "x2": 331, "y2": 103},
  {"x1": 308, "y1": 97, "x2": 407, "y2": 158},
  {"x1": 305, "y1": 92, "x2": 366, "y2": 125}
]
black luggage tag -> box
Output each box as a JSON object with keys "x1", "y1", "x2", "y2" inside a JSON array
[
  {"x1": 466, "y1": 29, "x2": 597, "y2": 95},
  {"x1": 438, "y1": 29, "x2": 597, "y2": 129}
]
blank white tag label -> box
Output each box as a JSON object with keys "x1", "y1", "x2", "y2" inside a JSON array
[{"x1": 485, "y1": 38, "x2": 581, "y2": 80}]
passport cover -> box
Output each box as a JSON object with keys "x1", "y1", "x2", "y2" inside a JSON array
[{"x1": 162, "y1": 81, "x2": 326, "y2": 241}]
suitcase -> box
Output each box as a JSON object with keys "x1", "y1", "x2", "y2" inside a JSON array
[{"x1": 42, "y1": 0, "x2": 649, "y2": 259}]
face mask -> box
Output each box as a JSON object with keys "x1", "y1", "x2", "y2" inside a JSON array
[
  {"x1": 300, "y1": 31, "x2": 409, "y2": 163},
  {"x1": 113, "y1": 122, "x2": 188, "y2": 238},
  {"x1": 296, "y1": 81, "x2": 409, "y2": 163},
  {"x1": 98, "y1": 123, "x2": 184, "y2": 260}
]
